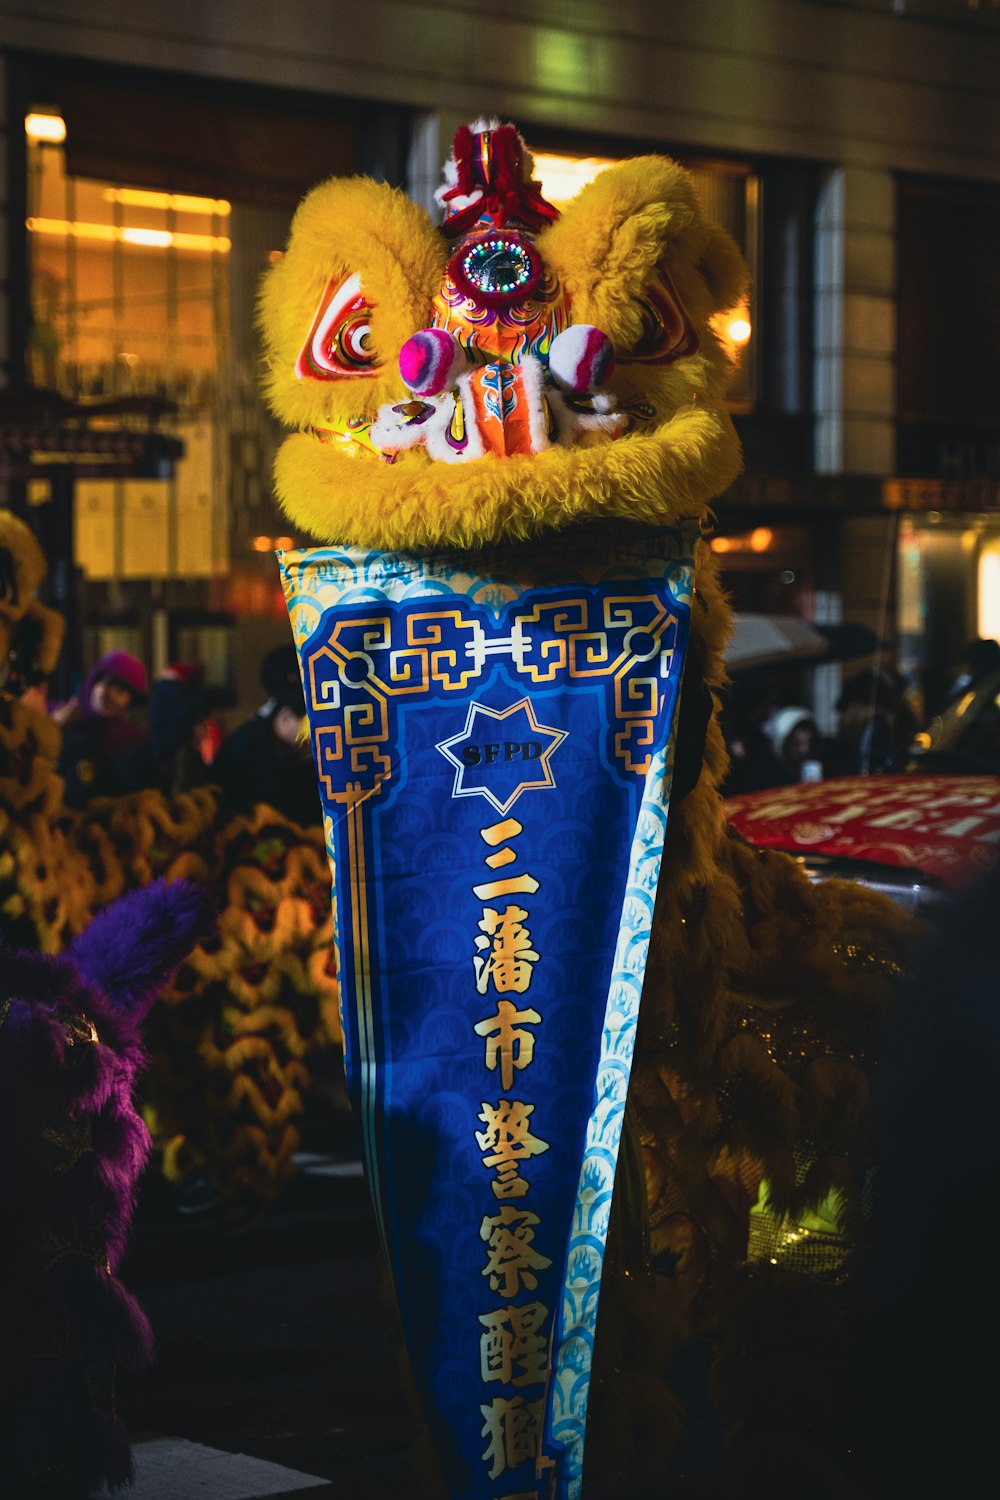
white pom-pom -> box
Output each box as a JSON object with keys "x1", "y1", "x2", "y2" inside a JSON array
[{"x1": 548, "y1": 325, "x2": 616, "y2": 396}]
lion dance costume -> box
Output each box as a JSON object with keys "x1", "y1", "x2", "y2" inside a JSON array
[
  {"x1": 0, "y1": 510, "x2": 341, "y2": 1213},
  {"x1": 259, "y1": 121, "x2": 913, "y2": 1498}
]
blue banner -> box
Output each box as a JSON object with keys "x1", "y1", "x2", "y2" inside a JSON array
[{"x1": 279, "y1": 522, "x2": 696, "y2": 1500}]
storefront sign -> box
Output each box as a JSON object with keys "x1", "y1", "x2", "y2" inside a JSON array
[{"x1": 883, "y1": 477, "x2": 1000, "y2": 512}]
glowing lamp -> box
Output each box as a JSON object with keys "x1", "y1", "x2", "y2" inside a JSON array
[{"x1": 25, "y1": 112, "x2": 66, "y2": 143}]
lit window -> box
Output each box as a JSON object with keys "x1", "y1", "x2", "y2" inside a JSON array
[{"x1": 26, "y1": 118, "x2": 232, "y2": 581}]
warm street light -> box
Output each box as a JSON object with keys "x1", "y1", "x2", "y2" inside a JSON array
[{"x1": 25, "y1": 111, "x2": 66, "y2": 143}]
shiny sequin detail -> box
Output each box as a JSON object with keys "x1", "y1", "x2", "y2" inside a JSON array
[
  {"x1": 462, "y1": 236, "x2": 535, "y2": 295},
  {"x1": 746, "y1": 1208, "x2": 853, "y2": 1284}
]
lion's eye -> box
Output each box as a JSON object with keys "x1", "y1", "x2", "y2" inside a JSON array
[
  {"x1": 296, "y1": 273, "x2": 378, "y2": 381},
  {"x1": 337, "y1": 313, "x2": 373, "y2": 366},
  {"x1": 623, "y1": 270, "x2": 700, "y2": 365}
]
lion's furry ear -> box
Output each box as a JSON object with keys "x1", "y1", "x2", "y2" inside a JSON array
[
  {"x1": 539, "y1": 157, "x2": 699, "y2": 351},
  {"x1": 538, "y1": 156, "x2": 749, "y2": 350},
  {"x1": 0, "y1": 511, "x2": 46, "y2": 600},
  {"x1": 0, "y1": 512, "x2": 64, "y2": 683},
  {"x1": 691, "y1": 221, "x2": 750, "y2": 317},
  {"x1": 258, "y1": 176, "x2": 448, "y2": 431}
]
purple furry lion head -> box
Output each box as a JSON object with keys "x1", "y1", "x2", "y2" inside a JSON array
[{"x1": 0, "y1": 878, "x2": 212, "y2": 1497}]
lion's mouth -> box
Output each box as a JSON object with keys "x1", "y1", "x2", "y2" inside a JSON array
[{"x1": 311, "y1": 352, "x2": 625, "y2": 468}]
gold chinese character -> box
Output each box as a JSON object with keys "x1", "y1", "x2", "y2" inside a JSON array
[
  {"x1": 481, "y1": 817, "x2": 523, "y2": 870},
  {"x1": 472, "y1": 873, "x2": 540, "y2": 901},
  {"x1": 476, "y1": 1099, "x2": 549, "y2": 1198},
  {"x1": 480, "y1": 1205, "x2": 552, "y2": 1298},
  {"x1": 479, "y1": 1301, "x2": 550, "y2": 1387},
  {"x1": 480, "y1": 1394, "x2": 545, "y2": 1480},
  {"x1": 474, "y1": 905, "x2": 540, "y2": 995},
  {"x1": 481, "y1": 817, "x2": 523, "y2": 846},
  {"x1": 474, "y1": 1000, "x2": 541, "y2": 1088}
]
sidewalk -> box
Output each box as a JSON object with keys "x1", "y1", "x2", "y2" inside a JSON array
[
  {"x1": 101, "y1": 1438, "x2": 331, "y2": 1498},
  {"x1": 115, "y1": 1144, "x2": 434, "y2": 1500}
]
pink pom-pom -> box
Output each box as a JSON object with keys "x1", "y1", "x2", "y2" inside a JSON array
[
  {"x1": 398, "y1": 329, "x2": 466, "y2": 398},
  {"x1": 548, "y1": 325, "x2": 616, "y2": 395}
]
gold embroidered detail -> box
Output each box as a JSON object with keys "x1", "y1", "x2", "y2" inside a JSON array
[{"x1": 746, "y1": 1208, "x2": 853, "y2": 1284}]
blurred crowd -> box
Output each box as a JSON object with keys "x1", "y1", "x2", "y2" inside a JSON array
[
  {"x1": 43, "y1": 642, "x2": 323, "y2": 826},
  {"x1": 721, "y1": 634, "x2": 1000, "y2": 797},
  {"x1": 18, "y1": 627, "x2": 1000, "y2": 814}
]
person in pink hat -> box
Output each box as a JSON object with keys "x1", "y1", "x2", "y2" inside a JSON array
[{"x1": 55, "y1": 649, "x2": 149, "y2": 807}]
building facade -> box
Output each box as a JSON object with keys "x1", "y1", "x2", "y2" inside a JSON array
[{"x1": 2, "y1": 0, "x2": 999, "y2": 720}]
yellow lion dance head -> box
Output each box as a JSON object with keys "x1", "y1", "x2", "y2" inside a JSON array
[{"x1": 259, "y1": 118, "x2": 748, "y2": 554}]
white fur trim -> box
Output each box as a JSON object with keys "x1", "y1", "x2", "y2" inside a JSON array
[
  {"x1": 368, "y1": 401, "x2": 434, "y2": 455},
  {"x1": 517, "y1": 356, "x2": 551, "y2": 454},
  {"x1": 545, "y1": 387, "x2": 626, "y2": 447}
]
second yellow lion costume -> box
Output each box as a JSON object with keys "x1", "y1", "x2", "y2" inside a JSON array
[{"x1": 0, "y1": 511, "x2": 341, "y2": 1211}]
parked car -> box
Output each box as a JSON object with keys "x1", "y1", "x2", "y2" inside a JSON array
[
  {"x1": 888, "y1": 664, "x2": 1000, "y2": 778},
  {"x1": 726, "y1": 772, "x2": 1000, "y2": 912},
  {"x1": 725, "y1": 668, "x2": 1000, "y2": 910}
]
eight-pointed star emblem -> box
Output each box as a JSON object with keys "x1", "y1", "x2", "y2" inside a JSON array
[{"x1": 436, "y1": 699, "x2": 568, "y2": 814}]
